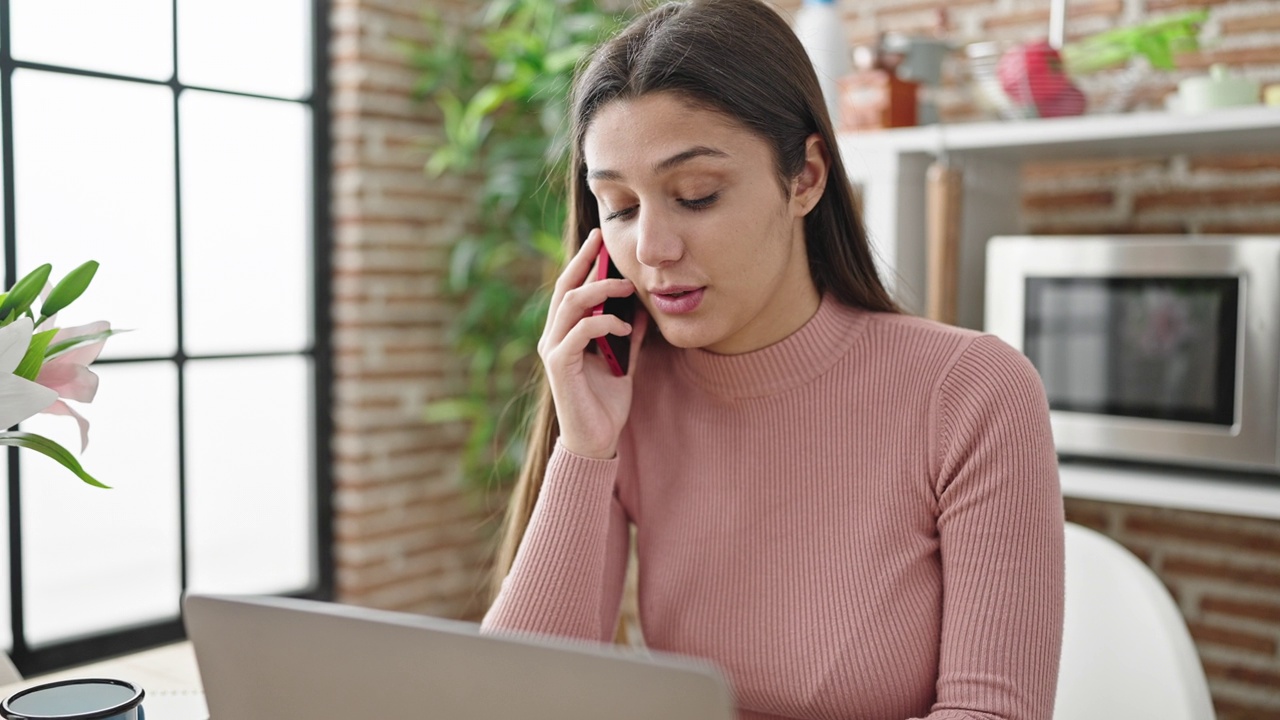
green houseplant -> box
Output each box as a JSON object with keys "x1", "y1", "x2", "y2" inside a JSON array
[{"x1": 406, "y1": 0, "x2": 628, "y2": 491}]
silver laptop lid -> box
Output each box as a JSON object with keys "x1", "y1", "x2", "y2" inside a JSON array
[{"x1": 182, "y1": 593, "x2": 735, "y2": 720}]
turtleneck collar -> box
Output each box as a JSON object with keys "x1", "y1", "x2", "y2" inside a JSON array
[{"x1": 674, "y1": 294, "x2": 870, "y2": 399}]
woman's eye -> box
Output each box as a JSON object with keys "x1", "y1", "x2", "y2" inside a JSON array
[
  {"x1": 680, "y1": 192, "x2": 720, "y2": 211},
  {"x1": 604, "y1": 206, "x2": 636, "y2": 222}
]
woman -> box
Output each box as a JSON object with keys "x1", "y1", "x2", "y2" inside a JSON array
[{"x1": 482, "y1": 1, "x2": 1064, "y2": 719}]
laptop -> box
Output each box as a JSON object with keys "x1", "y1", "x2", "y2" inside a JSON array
[{"x1": 181, "y1": 593, "x2": 736, "y2": 720}]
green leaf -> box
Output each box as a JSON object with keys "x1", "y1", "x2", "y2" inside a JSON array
[
  {"x1": 0, "y1": 431, "x2": 110, "y2": 488},
  {"x1": 15, "y1": 328, "x2": 56, "y2": 381},
  {"x1": 468, "y1": 84, "x2": 508, "y2": 122},
  {"x1": 44, "y1": 328, "x2": 127, "y2": 362},
  {"x1": 544, "y1": 43, "x2": 587, "y2": 74},
  {"x1": 0, "y1": 264, "x2": 52, "y2": 321},
  {"x1": 423, "y1": 398, "x2": 481, "y2": 424},
  {"x1": 39, "y1": 260, "x2": 99, "y2": 320}
]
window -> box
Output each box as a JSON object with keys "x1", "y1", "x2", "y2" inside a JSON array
[{"x1": 0, "y1": 0, "x2": 332, "y2": 674}]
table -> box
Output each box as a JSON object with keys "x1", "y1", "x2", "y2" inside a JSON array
[{"x1": 0, "y1": 642, "x2": 207, "y2": 719}]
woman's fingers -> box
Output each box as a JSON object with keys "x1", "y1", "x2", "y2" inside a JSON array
[
  {"x1": 548, "y1": 229, "x2": 604, "y2": 319},
  {"x1": 541, "y1": 278, "x2": 635, "y2": 351},
  {"x1": 544, "y1": 314, "x2": 633, "y2": 368}
]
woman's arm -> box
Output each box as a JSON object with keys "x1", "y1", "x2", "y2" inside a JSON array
[
  {"x1": 482, "y1": 439, "x2": 631, "y2": 642},
  {"x1": 923, "y1": 335, "x2": 1065, "y2": 720}
]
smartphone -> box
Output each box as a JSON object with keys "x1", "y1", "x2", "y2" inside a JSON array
[{"x1": 591, "y1": 242, "x2": 635, "y2": 377}]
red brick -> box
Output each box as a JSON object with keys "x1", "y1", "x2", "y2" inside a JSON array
[
  {"x1": 1023, "y1": 158, "x2": 1167, "y2": 181},
  {"x1": 1200, "y1": 221, "x2": 1280, "y2": 235},
  {"x1": 1133, "y1": 186, "x2": 1280, "y2": 213},
  {"x1": 1187, "y1": 620, "x2": 1278, "y2": 655},
  {"x1": 1022, "y1": 189, "x2": 1116, "y2": 211},
  {"x1": 1148, "y1": 0, "x2": 1241, "y2": 8},
  {"x1": 1022, "y1": 221, "x2": 1190, "y2": 235},
  {"x1": 1220, "y1": 11, "x2": 1280, "y2": 35},
  {"x1": 1202, "y1": 659, "x2": 1280, "y2": 690},
  {"x1": 335, "y1": 215, "x2": 435, "y2": 226},
  {"x1": 875, "y1": 0, "x2": 988, "y2": 19},
  {"x1": 1190, "y1": 154, "x2": 1280, "y2": 172},
  {"x1": 1064, "y1": 499, "x2": 1110, "y2": 533},
  {"x1": 1201, "y1": 596, "x2": 1280, "y2": 624},
  {"x1": 1214, "y1": 697, "x2": 1280, "y2": 720},
  {"x1": 1177, "y1": 46, "x2": 1280, "y2": 70},
  {"x1": 1124, "y1": 513, "x2": 1280, "y2": 553},
  {"x1": 1163, "y1": 556, "x2": 1280, "y2": 590},
  {"x1": 982, "y1": 0, "x2": 1121, "y2": 29}
]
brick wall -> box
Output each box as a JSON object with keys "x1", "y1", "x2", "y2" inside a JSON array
[
  {"x1": 329, "y1": 0, "x2": 495, "y2": 621},
  {"x1": 326, "y1": 0, "x2": 1280, "y2": 716}
]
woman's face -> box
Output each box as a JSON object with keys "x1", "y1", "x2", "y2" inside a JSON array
[{"x1": 582, "y1": 92, "x2": 827, "y2": 355}]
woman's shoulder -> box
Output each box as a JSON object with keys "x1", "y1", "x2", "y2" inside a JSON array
[
  {"x1": 863, "y1": 308, "x2": 983, "y2": 344},
  {"x1": 858, "y1": 310, "x2": 1039, "y2": 391}
]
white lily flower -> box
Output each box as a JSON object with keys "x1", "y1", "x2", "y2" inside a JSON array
[{"x1": 0, "y1": 317, "x2": 58, "y2": 430}]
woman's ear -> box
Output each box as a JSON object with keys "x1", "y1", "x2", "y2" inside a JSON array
[{"x1": 790, "y1": 133, "x2": 829, "y2": 218}]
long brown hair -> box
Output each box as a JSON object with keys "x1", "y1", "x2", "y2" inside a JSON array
[{"x1": 492, "y1": 0, "x2": 901, "y2": 600}]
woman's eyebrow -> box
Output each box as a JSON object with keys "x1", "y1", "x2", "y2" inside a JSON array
[
  {"x1": 654, "y1": 146, "x2": 729, "y2": 173},
  {"x1": 587, "y1": 145, "x2": 729, "y2": 182}
]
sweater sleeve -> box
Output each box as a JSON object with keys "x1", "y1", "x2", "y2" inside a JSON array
[
  {"x1": 481, "y1": 438, "x2": 631, "y2": 643},
  {"x1": 921, "y1": 335, "x2": 1065, "y2": 720}
]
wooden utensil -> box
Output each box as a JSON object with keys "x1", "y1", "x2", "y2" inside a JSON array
[{"x1": 926, "y1": 159, "x2": 963, "y2": 325}]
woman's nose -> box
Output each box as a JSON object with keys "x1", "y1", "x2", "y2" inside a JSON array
[{"x1": 634, "y1": 208, "x2": 684, "y2": 268}]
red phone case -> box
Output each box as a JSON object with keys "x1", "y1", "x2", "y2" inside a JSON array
[{"x1": 591, "y1": 243, "x2": 632, "y2": 377}]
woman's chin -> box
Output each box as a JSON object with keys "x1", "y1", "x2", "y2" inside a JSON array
[{"x1": 651, "y1": 318, "x2": 720, "y2": 351}]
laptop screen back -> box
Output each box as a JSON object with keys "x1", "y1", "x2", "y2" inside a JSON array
[{"x1": 182, "y1": 594, "x2": 735, "y2": 720}]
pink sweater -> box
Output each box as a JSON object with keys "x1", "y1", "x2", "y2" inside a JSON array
[{"x1": 484, "y1": 295, "x2": 1065, "y2": 720}]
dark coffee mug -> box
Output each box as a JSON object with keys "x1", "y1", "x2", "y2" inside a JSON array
[{"x1": 0, "y1": 678, "x2": 145, "y2": 720}]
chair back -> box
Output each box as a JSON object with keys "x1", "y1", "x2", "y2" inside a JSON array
[{"x1": 1054, "y1": 523, "x2": 1215, "y2": 720}]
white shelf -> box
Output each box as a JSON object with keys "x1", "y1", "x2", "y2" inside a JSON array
[
  {"x1": 1059, "y1": 462, "x2": 1280, "y2": 520},
  {"x1": 838, "y1": 105, "x2": 1280, "y2": 162}
]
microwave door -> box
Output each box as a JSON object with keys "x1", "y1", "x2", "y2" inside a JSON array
[{"x1": 984, "y1": 235, "x2": 1280, "y2": 474}]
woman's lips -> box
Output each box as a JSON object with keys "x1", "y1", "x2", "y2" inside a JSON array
[{"x1": 650, "y1": 287, "x2": 705, "y2": 314}]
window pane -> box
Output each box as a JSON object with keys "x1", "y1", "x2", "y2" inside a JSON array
[
  {"x1": 0, "y1": 460, "x2": 10, "y2": 653},
  {"x1": 13, "y1": 71, "x2": 177, "y2": 360},
  {"x1": 186, "y1": 357, "x2": 314, "y2": 595},
  {"x1": 10, "y1": 0, "x2": 173, "y2": 81},
  {"x1": 181, "y1": 92, "x2": 311, "y2": 356},
  {"x1": 20, "y1": 363, "x2": 181, "y2": 646},
  {"x1": 0, "y1": 89, "x2": 5, "y2": 259},
  {"x1": 178, "y1": 0, "x2": 311, "y2": 99}
]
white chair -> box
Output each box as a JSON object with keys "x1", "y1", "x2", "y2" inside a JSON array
[{"x1": 1054, "y1": 523, "x2": 1215, "y2": 720}]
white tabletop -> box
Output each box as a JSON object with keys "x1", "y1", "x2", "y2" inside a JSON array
[{"x1": 0, "y1": 642, "x2": 207, "y2": 719}]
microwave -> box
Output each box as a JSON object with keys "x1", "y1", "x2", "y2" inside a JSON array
[{"x1": 985, "y1": 235, "x2": 1280, "y2": 475}]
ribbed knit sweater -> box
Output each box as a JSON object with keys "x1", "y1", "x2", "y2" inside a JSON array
[{"x1": 484, "y1": 295, "x2": 1065, "y2": 720}]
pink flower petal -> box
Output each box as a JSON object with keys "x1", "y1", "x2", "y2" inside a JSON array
[
  {"x1": 41, "y1": 399, "x2": 90, "y2": 453},
  {"x1": 36, "y1": 362, "x2": 99, "y2": 403},
  {"x1": 51, "y1": 321, "x2": 110, "y2": 366}
]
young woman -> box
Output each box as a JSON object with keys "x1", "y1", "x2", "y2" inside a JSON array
[{"x1": 481, "y1": 2, "x2": 1065, "y2": 719}]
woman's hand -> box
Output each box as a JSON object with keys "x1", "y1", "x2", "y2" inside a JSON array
[{"x1": 539, "y1": 228, "x2": 650, "y2": 459}]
